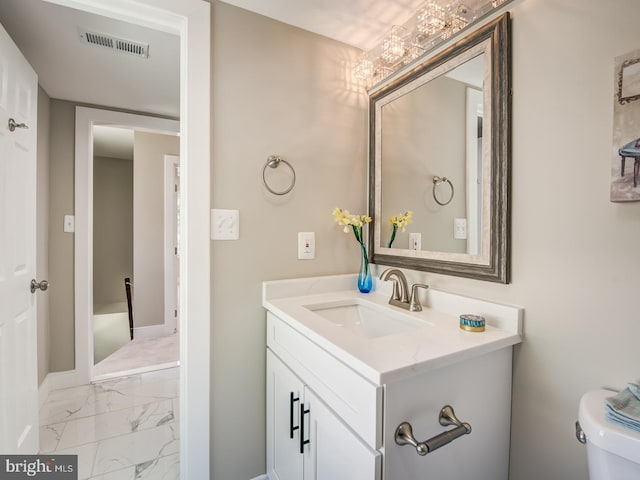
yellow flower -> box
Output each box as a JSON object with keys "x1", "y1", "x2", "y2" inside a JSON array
[
  {"x1": 332, "y1": 208, "x2": 370, "y2": 244},
  {"x1": 389, "y1": 211, "x2": 413, "y2": 232},
  {"x1": 332, "y1": 208, "x2": 370, "y2": 230}
]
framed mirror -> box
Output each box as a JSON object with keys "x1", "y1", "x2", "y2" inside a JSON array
[{"x1": 368, "y1": 13, "x2": 511, "y2": 283}]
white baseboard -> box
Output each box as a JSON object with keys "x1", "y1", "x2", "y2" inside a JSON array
[
  {"x1": 39, "y1": 369, "x2": 84, "y2": 399},
  {"x1": 249, "y1": 475, "x2": 268, "y2": 480},
  {"x1": 133, "y1": 324, "x2": 173, "y2": 339},
  {"x1": 92, "y1": 361, "x2": 179, "y2": 383}
]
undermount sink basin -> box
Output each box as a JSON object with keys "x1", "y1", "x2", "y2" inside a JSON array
[{"x1": 304, "y1": 299, "x2": 425, "y2": 339}]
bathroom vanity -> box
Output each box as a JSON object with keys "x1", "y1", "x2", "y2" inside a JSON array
[{"x1": 263, "y1": 274, "x2": 522, "y2": 480}]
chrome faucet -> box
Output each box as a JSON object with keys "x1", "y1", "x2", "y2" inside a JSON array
[{"x1": 379, "y1": 268, "x2": 429, "y2": 312}]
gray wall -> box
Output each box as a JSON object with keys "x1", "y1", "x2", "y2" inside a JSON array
[
  {"x1": 210, "y1": 3, "x2": 367, "y2": 479},
  {"x1": 48, "y1": 99, "x2": 75, "y2": 372},
  {"x1": 381, "y1": 75, "x2": 468, "y2": 252},
  {"x1": 133, "y1": 131, "x2": 179, "y2": 327},
  {"x1": 93, "y1": 156, "x2": 133, "y2": 307},
  {"x1": 36, "y1": 86, "x2": 50, "y2": 384}
]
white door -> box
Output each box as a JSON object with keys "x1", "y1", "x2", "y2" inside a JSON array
[
  {"x1": 266, "y1": 350, "x2": 304, "y2": 480},
  {"x1": 0, "y1": 23, "x2": 39, "y2": 453},
  {"x1": 303, "y1": 388, "x2": 381, "y2": 480}
]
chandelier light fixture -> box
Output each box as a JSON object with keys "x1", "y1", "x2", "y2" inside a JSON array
[{"x1": 353, "y1": 0, "x2": 512, "y2": 88}]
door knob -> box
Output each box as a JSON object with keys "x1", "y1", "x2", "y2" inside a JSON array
[
  {"x1": 8, "y1": 118, "x2": 28, "y2": 132},
  {"x1": 30, "y1": 279, "x2": 49, "y2": 293}
]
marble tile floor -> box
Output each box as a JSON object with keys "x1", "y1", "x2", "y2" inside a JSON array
[
  {"x1": 40, "y1": 367, "x2": 180, "y2": 480},
  {"x1": 93, "y1": 333, "x2": 180, "y2": 379}
]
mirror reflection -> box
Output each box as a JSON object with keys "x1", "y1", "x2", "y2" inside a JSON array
[{"x1": 379, "y1": 54, "x2": 485, "y2": 255}]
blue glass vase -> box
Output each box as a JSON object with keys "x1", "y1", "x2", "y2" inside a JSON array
[{"x1": 358, "y1": 243, "x2": 372, "y2": 293}]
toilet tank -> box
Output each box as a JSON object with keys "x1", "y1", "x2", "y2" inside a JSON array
[{"x1": 578, "y1": 389, "x2": 640, "y2": 480}]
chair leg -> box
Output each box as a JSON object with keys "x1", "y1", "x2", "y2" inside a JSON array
[
  {"x1": 622, "y1": 156, "x2": 626, "y2": 176},
  {"x1": 634, "y1": 159, "x2": 639, "y2": 188},
  {"x1": 124, "y1": 277, "x2": 134, "y2": 340}
]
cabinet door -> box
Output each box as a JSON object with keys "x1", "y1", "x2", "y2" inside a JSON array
[
  {"x1": 267, "y1": 350, "x2": 304, "y2": 480},
  {"x1": 302, "y1": 388, "x2": 380, "y2": 480}
]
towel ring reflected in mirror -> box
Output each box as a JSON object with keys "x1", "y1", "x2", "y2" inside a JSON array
[
  {"x1": 432, "y1": 176, "x2": 454, "y2": 206},
  {"x1": 262, "y1": 155, "x2": 296, "y2": 195}
]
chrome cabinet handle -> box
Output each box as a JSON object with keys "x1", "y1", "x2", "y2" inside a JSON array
[
  {"x1": 30, "y1": 279, "x2": 49, "y2": 293},
  {"x1": 299, "y1": 402, "x2": 310, "y2": 454},
  {"x1": 289, "y1": 392, "x2": 300, "y2": 439},
  {"x1": 8, "y1": 118, "x2": 28, "y2": 132},
  {"x1": 395, "y1": 405, "x2": 471, "y2": 456}
]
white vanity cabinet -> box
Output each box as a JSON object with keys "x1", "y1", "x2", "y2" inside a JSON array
[
  {"x1": 263, "y1": 275, "x2": 522, "y2": 480},
  {"x1": 266, "y1": 349, "x2": 381, "y2": 480}
]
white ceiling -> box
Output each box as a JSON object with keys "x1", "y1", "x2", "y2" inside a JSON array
[
  {"x1": 93, "y1": 126, "x2": 134, "y2": 161},
  {"x1": 0, "y1": 0, "x2": 180, "y2": 118},
  {"x1": 219, "y1": 0, "x2": 427, "y2": 51}
]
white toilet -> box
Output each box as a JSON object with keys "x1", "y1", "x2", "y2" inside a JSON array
[{"x1": 578, "y1": 389, "x2": 640, "y2": 479}]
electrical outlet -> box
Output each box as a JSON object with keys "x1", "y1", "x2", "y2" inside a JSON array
[
  {"x1": 298, "y1": 232, "x2": 315, "y2": 259},
  {"x1": 454, "y1": 218, "x2": 467, "y2": 239},
  {"x1": 409, "y1": 232, "x2": 421, "y2": 251}
]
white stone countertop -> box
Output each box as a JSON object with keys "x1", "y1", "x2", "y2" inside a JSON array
[{"x1": 263, "y1": 274, "x2": 523, "y2": 385}]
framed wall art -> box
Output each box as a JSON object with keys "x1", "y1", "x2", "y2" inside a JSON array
[{"x1": 611, "y1": 49, "x2": 640, "y2": 202}]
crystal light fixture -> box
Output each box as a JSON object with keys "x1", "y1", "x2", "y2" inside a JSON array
[
  {"x1": 405, "y1": 36, "x2": 426, "y2": 64},
  {"x1": 441, "y1": 4, "x2": 470, "y2": 40},
  {"x1": 417, "y1": 2, "x2": 446, "y2": 36},
  {"x1": 352, "y1": 0, "x2": 512, "y2": 88},
  {"x1": 353, "y1": 54, "x2": 375, "y2": 81},
  {"x1": 380, "y1": 25, "x2": 407, "y2": 63}
]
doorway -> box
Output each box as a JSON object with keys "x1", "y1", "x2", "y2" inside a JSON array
[
  {"x1": 46, "y1": 0, "x2": 210, "y2": 476},
  {"x1": 89, "y1": 121, "x2": 181, "y2": 380}
]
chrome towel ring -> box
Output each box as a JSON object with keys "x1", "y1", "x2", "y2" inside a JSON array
[
  {"x1": 263, "y1": 155, "x2": 296, "y2": 195},
  {"x1": 432, "y1": 176, "x2": 454, "y2": 206}
]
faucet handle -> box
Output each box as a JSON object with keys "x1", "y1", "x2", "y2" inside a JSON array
[
  {"x1": 409, "y1": 284, "x2": 429, "y2": 312},
  {"x1": 387, "y1": 278, "x2": 402, "y2": 301}
]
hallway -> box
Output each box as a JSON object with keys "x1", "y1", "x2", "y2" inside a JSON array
[{"x1": 39, "y1": 367, "x2": 179, "y2": 479}]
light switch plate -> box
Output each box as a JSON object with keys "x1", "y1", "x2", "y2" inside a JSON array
[
  {"x1": 64, "y1": 215, "x2": 75, "y2": 233},
  {"x1": 454, "y1": 218, "x2": 467, "y2": 239},
  {"x1": 211, "y1": 209, "x2": 239, "y2": 240}
]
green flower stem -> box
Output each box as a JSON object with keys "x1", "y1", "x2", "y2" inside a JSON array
[
  {"x1": 387, "y1": 225, "x2": 398, "y2": 248},
  {"x1": 360, "y1": 241, "x2": 369, "y2": 270},
  {"x1": 351, "y1": 224, "x2": 362, "y2": 244}
]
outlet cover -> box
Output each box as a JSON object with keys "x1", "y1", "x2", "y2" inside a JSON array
[
  {"x1": 409, "y1": 232, "x2": 421, "y2": 251},
  {"x1": 298, "y1": 232, "x2": 315, "y2": 260}
]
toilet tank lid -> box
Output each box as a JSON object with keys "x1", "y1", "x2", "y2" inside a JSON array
[{"x1": 579, "y1": 389, "x2": 640, "y2": 465}]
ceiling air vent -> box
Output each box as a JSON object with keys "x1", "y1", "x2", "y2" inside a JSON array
[{"x1": 79, "y1": 28, "x2": 149, "y2": 59}]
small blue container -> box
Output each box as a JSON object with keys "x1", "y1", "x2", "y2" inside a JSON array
[{"x1": 459, "y1": 314, "x2": 485, "y2": 332}]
